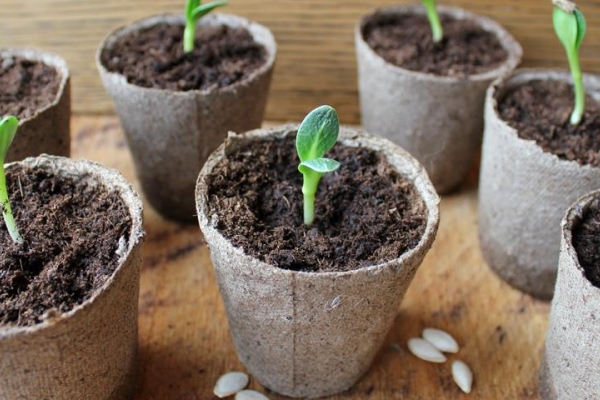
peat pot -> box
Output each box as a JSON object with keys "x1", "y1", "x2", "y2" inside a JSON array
[
  {"x1": 0, "y1": 48, "x2": 70, "y2": 162},
  {"x1": 0, "y1": 156, "x2": 144, "y2": 400},
  {"x1": 479, "y1": 69, "x2": 600, "y2": 300},
  {"x1": 540, "y1": 190, "x2": 600, "y2": 399},
  {"x1": 196, "y1": 125, "x2": 440, "y2": 398},
  {"x1": 97, "y1": 13, "x2": 276, "y2": 221},
  {"x1": 355, "y1": 5, "x2": 522, "y2": 193}
]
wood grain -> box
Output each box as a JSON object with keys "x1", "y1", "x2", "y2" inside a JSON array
[
  {"x1": 1, "y1": 0, "x2": 599, "y2": 123},
  {"x1": 72, "y1": 115, "x2": 550, "y2": 399}
]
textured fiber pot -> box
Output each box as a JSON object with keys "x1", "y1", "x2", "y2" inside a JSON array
[
  {"x1": 355, "y1": 5, "x2": 522, "y2": 193},
  {"x1": 478, "y1": 69, "x2": 600, "y2": 300},
  {"x1": 196, "y1": 125, "x2": 440, "y2": 398},
  {"x1": 539, "y1": 190, "x2": 600, "y2": 400},
  {"x1": 0, "y1": 155, "x2": 144, "y2": 400},
  {"x1": 97, "y1": 13, "x2": 276, "y2": 221},
  {"x1": 1, "y1": 48, "x2": 70, "y2": 162}
]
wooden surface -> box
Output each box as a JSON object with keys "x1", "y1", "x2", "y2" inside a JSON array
[
  {"x1": 72, "y1": 115, "x2": 551, "y2": 399},
  {"x1": 0, "y1": 1, "x2": 599, "y2": 123}
]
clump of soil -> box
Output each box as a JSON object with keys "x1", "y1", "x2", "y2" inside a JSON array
[
  {"x1": 362, "y1": 13, "x2": 508, "y2": 76},
  {"x1": 0, "y1": 166, "x2": 132, "y2": 327},
  {"x1": 0, "y1": 56, "x2": 61, "y2": 120},
  {"x1": 573, "y1": 197, "x2": 600, "y2": 288},
  {"x1": 205, "y1": 136, "x2": 427, "y2": 272},
  {"x1": 498, "y1": 80, "x2": 600, "y2": 167},
  {"x1": 101, "y1": 23, "x2": 267, "y2": 91}
]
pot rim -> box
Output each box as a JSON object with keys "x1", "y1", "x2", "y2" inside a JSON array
[
  {"x1": 96, "y1": 12, "x2": 277, "y2": 97},
  {"x1": 486, "y1": 67, "x2": 600, "y2": 172},
  {"x1": 355, "y1": 4, "x2": 522, "y2": 83},
  {"x1": 196, "y1": 124, "x2": 440, "y2": 279},
  {"x1": 561, "y1": 189, "x2": 600, "y2": 294},
  {"x1": 0, "y1": 155, "x2": 144, "y2": 339},
  {"x1": 0, "y1": 48, "x2": 70, "y2": 124}
]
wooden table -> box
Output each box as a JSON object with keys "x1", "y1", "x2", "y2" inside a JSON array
[{"x1": 73, "y1": 116, "x2": 550, "y2": 400}]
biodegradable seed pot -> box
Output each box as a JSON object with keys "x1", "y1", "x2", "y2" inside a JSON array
[
  {"x1": 479, "y1": 69, "x2": 600, "y2": 300},
  {"x1": 540, "y1": 190, "x2": 600, "y2": 399},
  {"x1": 196, "y1": 124, "x2": 440, "y2": 398},
  {"x1": 0, "y1": 48, "x2": 71, "y2": 162},
  {"x1": 355, "y1": 5, "x2": 522, "y2": 193},
  {"x1": 97, "y1": 13, "x2": 276, "y2": 222},
  {"x1": 0, "y1": 155, "x2": 144, "y2": 400}
]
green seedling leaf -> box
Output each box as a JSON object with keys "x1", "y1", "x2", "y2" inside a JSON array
[
  {"x1": 296, "y1": 105, "x2": 340, "y2": 162},
  {"x1": 553, "y1": 0, "x2": 587, "y2": 125},
  {"x1": 422, "y1": 0, "x2": 443, "y2": 42},
  {"x1": 0, "y1": 115, "x2": 23, "y2": 244},
  {"x1": 192, "y1": 1, "x2": 228, "y2": 21},
  {"x1": 296, "y1": 105, "x2": 341, "y2": 226},
  {"x1": 183, "y1": 0, "x2": 229, "y2": 53},
  {"x1": 0, "y1": 116, "x2": 18, "y2": 159},
  {"x1": 299, "y1": 158, "x2": 340, "y2": 174}
]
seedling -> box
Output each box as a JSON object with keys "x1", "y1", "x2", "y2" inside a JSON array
[
  {"x1": 0, "y1": 116, "x2": 23, "y2": 244},
  {"x1": 183, "y1": 0, "x2": 228, "y2": 53},
  {"x1": 553, "y1": 0, "x2": 587, "y2": 125},
  {"x1": 297, "y1": 105, "x2": 340, "y2": 226},
  {"x1": 423, "y1": 0, "x2": 443, "y2": 42}
]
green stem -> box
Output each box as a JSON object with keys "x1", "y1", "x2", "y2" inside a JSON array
[
  {"x1": 424, "y1": 2, "x2": 443, "y2": 42},
  {"x1": 183, "y1": 21, "x2": 195, "y2": 53},
  {"x1": 302, "y1": 170, "x2": 322, "y2": 226},
  {"x1": 0, "y1": 163, "x2": 22, "y2": 244},
  {"x1": 567, "y1": 49, "x2": 585, "y2": 125}
]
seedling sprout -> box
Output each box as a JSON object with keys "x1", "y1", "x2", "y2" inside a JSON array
[
  {"x1": 184, "y1": 0, "x2": 228, "y2": 53},
  {"x1": 423, "y1": 0, "x2": 443, "y2": 43},
  {"x1": 296, "y1": 106, "x2": 340, "y2": 226},
  {"x1": 0, "y1": 116, "x2": 23, "y2": 244},
  {"x1": 553, "y1": 0, "x2": 587, "y2": 125}
]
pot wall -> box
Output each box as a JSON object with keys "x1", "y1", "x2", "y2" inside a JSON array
[
  {"x1": 355, "y1": 5, "x2": 522, "y2": 194},
  {"x1": 0, "y1": 156, "x2": 144, "y2": 400},
  {"x1": 97, "y1": 13, "x2": 276, "y2": 221},
  {"x1": 1, "y1": 48, "x2": 71, "y2": 162},
  {"x1": 478, "y1": 69, "x2": 600, "y2": 300},
  {"x1": 540, "y1": 190, "x2": 600, "y2": 400},
  {"x1": 196, "y1": 126, "x2": 440, "y2": 398}
]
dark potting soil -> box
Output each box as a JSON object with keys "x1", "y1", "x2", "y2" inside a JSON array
[
  {"x1": 0, "y1": 166, "x2": 132, "y2": 327},
  {"x1": 205, "y1": 136, "x2": 428, "y2": 273},
  {"x1": 573, "y1": 197, "x2": 600, "y2": 288},
  {"x1": 101, "y1": 23, "x2": 267, "y2": 91},
  {"x1": 499, "y1": 80, "x2": 600, "y2": 168},
  {"x1": 362, "y1": 13, "x2": 508, "y2": 76},
  {"x1": 0, "y1": 56, "x2": 61, "y2": 120}
]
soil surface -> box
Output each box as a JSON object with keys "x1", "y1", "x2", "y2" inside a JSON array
[
  {"x1": 0, "y1": 166, "x2": 132, "y2": 327},
  {"x1": 205, "y1": 136, "x2": 427, "y2": 272},
  {"x1": 499, "y1": 80, "x2": 600, "y2": 167},
  {"x1": 573, "y1": 197, "x2": 600, "y2": 288},
  {"x1": 362, "y1": 13, "x2": 508, "y2": 76},
  {"x1": 0, "y1": 56, "x2": 61, "y2": 120},
  {"x1": 101, "y1": 23, "x2": 267, "y2": 91}
]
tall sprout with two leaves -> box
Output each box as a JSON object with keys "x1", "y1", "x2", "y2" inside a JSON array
[
  {"x1": 297, "y1": 106, "x2": 340, "y2": 226},
  {"x1": 553, "y1": 0, "x2": 587, "y2": 125},
  {"x1": 0, "y1": 116, "x2": 23, "y2": 244},
  {"x1": 423, "y1": 0, "x2": 443, "y2": 43},
  {"x1": 184, "y1": 0, "x2": 228, "y2": 53}
]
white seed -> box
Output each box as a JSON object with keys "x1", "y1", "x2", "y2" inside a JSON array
[
  {"x1": 452, "y1": 360, "x2": 473, "y2": 394},
  {"x1": 235, "y1": 390, "x2": 271, "y2": 400},
  {"x1": 422, "y1": 328, "x2": 459, "y2": 353},
  {"x1": 214, "y1": 372, "x2": 249, "y2": 398},
  {"x1": 407, "y1": 338, "x2": 447, "y2": 363}
]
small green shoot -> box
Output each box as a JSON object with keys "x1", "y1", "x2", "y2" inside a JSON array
[
  {"x1": 183, "y1": 0, "x2": 228, "y2": 53},
  {"x1": 553, "y1": 0, "x2": 587, "y2": 125},
  {"x1": 423, "y1": 0, "x2": 443, "y2": 42},
  {"x1": 0, "y1": 116, "x2": 23, "y2": 244},
  {"x1": 297, "y1": 105, "x2": 340, "y2": 226}
]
